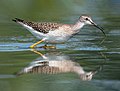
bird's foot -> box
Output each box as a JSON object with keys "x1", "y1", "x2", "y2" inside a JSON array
[
  {"x1": 30, "y1": 45, "x2": 35, "y2": 48},
  {"x1": 39, "y1": 45, "x2": 56, "y2": 49}
]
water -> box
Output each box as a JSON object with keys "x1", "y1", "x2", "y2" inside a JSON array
[{"x1": 0, "y1": 0, "x2": 120, "y2": 91}]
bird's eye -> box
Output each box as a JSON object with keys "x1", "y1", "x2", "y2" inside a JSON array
[
  {"x1": 85, "y1": 18, "x2": 89, "y2": 20},
  {"x1": 86, "y1": 75, "x2": 89, "y2": 77}
]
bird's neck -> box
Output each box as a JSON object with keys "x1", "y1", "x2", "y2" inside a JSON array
[
  {"x1": 73, "y1": 66, "x2": 85, "y2": 75},
  {"x1": 72, "y1": 21, "x2": 85, "y2": 32}
]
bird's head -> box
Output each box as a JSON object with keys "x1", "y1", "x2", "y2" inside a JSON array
[{"x1": 79, "y1": 15, "x2": 106, "y2": 36}]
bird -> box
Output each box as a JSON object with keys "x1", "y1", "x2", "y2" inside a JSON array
[{"x1": 12, "y1": 15, "x2": 106, "y2": 48}]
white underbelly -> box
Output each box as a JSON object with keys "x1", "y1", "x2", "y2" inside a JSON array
[
  {"x1": 46, "y1": 36, "x2": 69, "y2": 43},
  {"x1": 45, "y1": 30, "x2": 71, "y2": 43}
]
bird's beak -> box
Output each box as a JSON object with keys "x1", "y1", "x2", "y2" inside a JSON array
[{"x1": 89, "y1": 20, "x2": 106, "y2": 37}]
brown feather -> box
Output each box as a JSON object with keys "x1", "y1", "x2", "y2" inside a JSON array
[{"x1": 13, "y1": 18, "x2": 62, "y2": 34}]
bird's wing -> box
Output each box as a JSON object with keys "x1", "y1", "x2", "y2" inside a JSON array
[
  {"x1": 30, "y1": 65, "x2": 60, "y2": 74},
  {"x1": 13, "y1": 18, "x2": 62, "y2": 34}
]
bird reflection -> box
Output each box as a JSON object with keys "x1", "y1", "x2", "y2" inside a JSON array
[{"x1": 16, "y1": 49, "x2": 101, "y2": 81}]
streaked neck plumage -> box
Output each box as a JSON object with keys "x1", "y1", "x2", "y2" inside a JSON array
[
  {"x1": 73, "y1": 66, "x2": 85, "y2": 75},
  {"x1": 72, "y1": 20, "x2": 85, "y2": 33}
]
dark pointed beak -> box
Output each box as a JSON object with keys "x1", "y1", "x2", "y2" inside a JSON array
[{"x1": 89, "y1": 21, "x2": 106, "y2": 37}]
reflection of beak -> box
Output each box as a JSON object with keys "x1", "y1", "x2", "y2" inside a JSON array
[
  {"x1": 91, "y1": 70, "x2": 98, "y2": 75},
  {"x1": 89, "y1": 20, "x2": 106, "y2": 37},
  {"x1": 92, "y1": 66, "x2": 102, "y2": 75}
]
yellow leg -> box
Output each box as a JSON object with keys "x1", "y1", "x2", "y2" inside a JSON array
[
  {"x1": 30, "y1": 39, "x2": 44, "y2": 48},
  {"x1": 31, "y1": 49, "x2": 44, "y2": 56},
  {"x1": 42, "y1": 45, "x2": 56, "y2": 49},
  {"x1": 31, "y1": 49, "x2": 47, "y2": 59}
]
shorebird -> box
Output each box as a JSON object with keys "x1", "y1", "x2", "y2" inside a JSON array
[
  {"x1": 16, "y1": 50, "x2": 101, "y2": 80},
  {"x1": 12, "y1": 15, "x2": 106, "y2": 48}
]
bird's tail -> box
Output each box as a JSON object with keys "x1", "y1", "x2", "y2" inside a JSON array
[{"x1": 12, "y1": 18, "x2": 24, "y2": 23}]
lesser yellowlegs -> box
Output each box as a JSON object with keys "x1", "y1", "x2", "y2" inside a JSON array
[{"x1": 12, "y1": 15, "x2": 106, "y2": 48}]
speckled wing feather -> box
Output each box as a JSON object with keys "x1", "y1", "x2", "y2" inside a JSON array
[
  {"x1": 29, "y1": 66, "x2": 60, "y2": 74},
  {"x1": 30, "y1": 22, "x2": 62, "y2": 34},
  {"x1": 16, "y1": 62, "x2": 61, "y2": 76},
  {"x1": 28, "y1": 61, "x2": 63, "y2": 74},
  {"x1": 12, "y1": 18, "x2": 62, "y2": 34}
]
